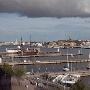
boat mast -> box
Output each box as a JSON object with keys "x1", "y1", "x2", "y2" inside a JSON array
[
  {"x1": 67, "y1": 48, "x2": 69, "y2": 68},
  {"x1": 81, "y1": 45, "x2": 82, "y2": 54},
  {"x1": 20, "y1": 36, "x2": 23, "y2": 55}
]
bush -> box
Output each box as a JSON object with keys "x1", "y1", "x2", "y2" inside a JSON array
[{"x1": 70, "y1": 80, "x2": 89, "y2": 90}]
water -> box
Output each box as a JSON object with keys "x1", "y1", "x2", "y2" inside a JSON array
[
  {"x1": 81, "y1": 76, "x2": 90, "y2": 88},
  {"x1": 24, "y1": 62, "x2": 87, "y2": 73},
  {"x1": 0, "y1": 45, "x2": 90, "y2": 71}
]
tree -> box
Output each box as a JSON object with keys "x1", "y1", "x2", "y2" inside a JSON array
[
  {"x1": 2, "y1": 63, "x2": 14, "y2": 76},
  {"x1": 1, "y1": 63, "x2": 25, "y2": 78},
  {"x1": 14, "y1": 67, "x2": 25, "y2": 78},
  {"x1": 14, "y1": 67, "x2": 25, "y2": 84},
  {"x1": 0, "y1": 63, "x2": 14, "y2": 90},
  {"x1": 70, "y1": 80, "x2": 89, "y2": 90}
]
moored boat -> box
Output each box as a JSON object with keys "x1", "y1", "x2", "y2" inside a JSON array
[
  {"x1": 63, "y1": 49, "x2": 70, "y2": 71},
  {"x1": 24, "y1": 47, "x2": 40, "y2": 55},
  {"x1": 87, "y1": 64, "x2": 90, "y2": 69},
  {"x1": 52, "y1": 73, "x2": 80, "y2": 87},
  {"x1": 63, "y1": 66, "x2": 69, "y2": 71},
  {"x1": 6, "y1": 46, "x2": 21, "y2": 53},
  {"x1": 83, "y1": 45, "x2": 90, "y2": 49}
]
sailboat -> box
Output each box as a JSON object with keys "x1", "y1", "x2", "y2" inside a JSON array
[
  {"x1": 52, "y1": 73, "x2": 80, "y2": 87},
  {"x1": 78, "y1": 49, "x2": 83, "y2": 55},
  {"x1": 87, "y1": 54, "x2": 90, "y2": 69},
  {"x1": 63, "y1": 49, "x2": 69, "y2": 71}
]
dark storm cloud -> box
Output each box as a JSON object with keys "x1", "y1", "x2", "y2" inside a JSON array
[{"x1": 0, "y1": 0, "x2": 90, "y2": 17}]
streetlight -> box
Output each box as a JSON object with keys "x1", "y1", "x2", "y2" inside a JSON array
[
  {"x1": 11, "y1": 52, "x2": 14, "y2": 68},
  {"x1": 71, "y1": 54, "x2": 74, "y2": 72},
  {"x1": 53, "y1": 67, "x2": 54, "y2": 72},
  {"x1": 39, "y1": 68, "x2": 40, "y2": 73},
  {"x1": 45, "y1": 67, "x2": 47, "y2": 72},
  {"x1": 73, "y1": 68, "x2": 75, "y2": 74}
]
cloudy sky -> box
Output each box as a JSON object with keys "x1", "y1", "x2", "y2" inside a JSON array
[{"x1": 0, "y1": 0, "x2": 90, "y2": 42}]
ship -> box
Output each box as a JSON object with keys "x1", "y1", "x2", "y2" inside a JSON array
[
  {"x1": 24, "y1": 47, "x2": 40, "y2": 55},
  {"x1": 6, "y1": 46, "x2": 21, "y2": 54}
]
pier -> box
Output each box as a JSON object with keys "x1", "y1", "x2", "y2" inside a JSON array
[
  {"x1": 2, "y1": 53, "x2": 82, "y2": 59},
  {"x1": 36, "y1": 70, "x2": 90, "y2": 77},
  {"x1": 2, "y1": 59, "x2": 90, "y2": 66},
  {"x1": 47, "y1": 70, "x2": 90, "y2": 77},
  {"x1": 25, "y1": 69, "x2": 90, "y2": 79}
]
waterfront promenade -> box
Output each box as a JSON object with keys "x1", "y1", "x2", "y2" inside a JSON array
[
  {"x1": 11, "y1": 69, "x2": 90, "y2": 90},
  {"x1": 26, "y1": 69, "x2": 90, "y2": 77},
  {"x1": 11, "y1": 77, "x2": 36, "y2": 90}
]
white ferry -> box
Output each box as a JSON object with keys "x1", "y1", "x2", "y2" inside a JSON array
[{"x1": 6, "y1": 46, "x2": 21, "y2": 53}]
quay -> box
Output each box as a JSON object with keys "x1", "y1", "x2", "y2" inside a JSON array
[
  {"x1": 33, "y1": 70, "x2": 90, "y2": 77},
  {"x1": 2, "y1": 53, "x2": 82, "y2": 59},
  {"x1": 48, "y1": 70, "x2": 90, "y2": 77},
  {"x1": 2, "y1": 59, "x2": 90, "y2": 66}
]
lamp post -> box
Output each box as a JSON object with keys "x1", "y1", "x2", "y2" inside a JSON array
[
  {"x1": 39, "y1": 68, "x2": 40, "y2": 73},
  {"x1": 45, "y1": 67, "x2": 47, "y2": 72},
  {"x1": 53, "y1": 67, "x2": 54, "y2": 72},
  {"x1": 12, "y1": 52, "x2": 14, "y2": 68},
  {"x1": 73, "y1": 68, "x2": 75, "y2": 74}
]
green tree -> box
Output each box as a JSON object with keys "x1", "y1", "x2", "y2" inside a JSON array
[
  {"x1": 2, "y1": 63, "x2": 14, "y2": 76},
  {"x1": 14, "y1": 67, "x2": 25, "y2": 78},
  {"x1": 70, "y1": 80, "x2": 89, "y2": 90},
  {"x1": 14, "y1": 67, "x2": 25, "y2": 84}
]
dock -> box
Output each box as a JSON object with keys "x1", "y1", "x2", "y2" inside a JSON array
[
  {"x1": 2, "y1": 53, "x2": 82, "y2": 59},
  {"x1": 48, "y1": 70, "x2": 90, "y2": 77},
  {"x1": 25, "y1": 69, "x2": 90, "y2": 78},
  {"x1": 2, "y1": 59, "x2": 90, "y2": 66}
]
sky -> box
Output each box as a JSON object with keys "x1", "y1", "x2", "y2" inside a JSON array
[{"x1": 0, "y1": 0, "x2": 90, "y2": 42}]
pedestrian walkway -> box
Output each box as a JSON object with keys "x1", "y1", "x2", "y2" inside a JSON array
[{"x1": 11, "y1": 77, "x2": 36, "y2": 90}]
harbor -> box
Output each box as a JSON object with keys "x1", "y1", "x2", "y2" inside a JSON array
[
  {"x1": 1, "y1": 5, "x2": 90, "y2": 89},
  {"x1": 0, "y1": 45, "x2": 90, "y2": 88}
]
